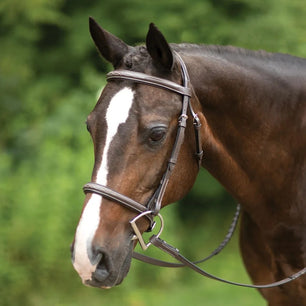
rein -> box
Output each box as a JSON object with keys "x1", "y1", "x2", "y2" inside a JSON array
[{"x1": 83, "y1": 52, "x2": 306, "y2": 288}]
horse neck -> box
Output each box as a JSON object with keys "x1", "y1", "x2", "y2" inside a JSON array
[{"x1": 183, "y1": 48, "x2": 306, "y2": 222}]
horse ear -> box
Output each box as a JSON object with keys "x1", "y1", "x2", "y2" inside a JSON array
[
  {"x1": 89, "y1": 17, "x2": 129, "y2": 68},
  {"x1": 146, "y1": 23, "x2": 174, "y2": 71}
]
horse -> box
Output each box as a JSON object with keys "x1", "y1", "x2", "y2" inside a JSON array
[{"x1": 70, "y1": 17, "x2": 306, "y2": 305}]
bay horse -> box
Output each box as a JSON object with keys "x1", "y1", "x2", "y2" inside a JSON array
[{"x1": 71, "y1": 17, "x2": 306, "y2": 305}]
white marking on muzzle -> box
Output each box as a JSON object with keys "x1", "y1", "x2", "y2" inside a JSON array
[{"x1": 73, "y1": 87, "x2": 134, "y2": 283}]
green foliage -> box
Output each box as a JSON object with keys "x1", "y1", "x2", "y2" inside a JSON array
[{"x1": 1, "y1": 0, "x2": 305, "y2": 305}]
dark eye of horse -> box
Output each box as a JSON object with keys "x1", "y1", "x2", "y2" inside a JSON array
[{"x1": 149, "y1": 127, "x2": 167, "y2": 143}]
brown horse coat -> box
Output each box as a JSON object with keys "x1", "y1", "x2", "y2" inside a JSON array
[{"x1": 71, "y1": 18, "x2": 306, "y2": 306}]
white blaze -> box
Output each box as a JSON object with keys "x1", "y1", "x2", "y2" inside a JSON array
[{"x1": 73, "y1": 87, "x2": 134, "y2": 282}]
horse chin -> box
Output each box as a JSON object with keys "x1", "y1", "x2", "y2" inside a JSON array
[{"x1": 84, "y1": 274, "x2": 126, "y2": 289}]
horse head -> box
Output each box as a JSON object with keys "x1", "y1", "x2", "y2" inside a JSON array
[{"x1": 70, "y1": 18, "x2": 202, "y2": 288}]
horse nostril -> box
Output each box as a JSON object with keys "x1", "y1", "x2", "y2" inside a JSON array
[
  {"x1": 94, "y1": 261, "x2": 110, "y2": 282},
  {"x1": 92, "y1": 250, "x2": 110, "y2": 282}
]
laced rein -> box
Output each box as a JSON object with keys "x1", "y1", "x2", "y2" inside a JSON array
[{"x1": 83, "y1": 52, "x2": 306, "y2": 288}]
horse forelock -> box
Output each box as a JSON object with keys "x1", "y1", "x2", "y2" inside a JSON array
[{"x1": 123, "y1": 46, "x2": 151, "y2": 71}]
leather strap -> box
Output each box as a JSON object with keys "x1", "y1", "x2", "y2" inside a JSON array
[
  {"x1": 83, "y1": 182, "x2": 147, "y2": 214},
  {"x1": 132, "y1": 201, "x2": 306, "y2": 288},
  {"x1": 149, "y1": 235, "x2": 306, "y2": 288},
  {"x1": 133, "y1": 204, "x2": 241, "y2": 267},
  {"x1": 83, "y1": 182, "x2": 154, "y2": 227},
  {"x1": 107, "y1": 70, "x2": 192, "y2": 97},
  {"x1": 147, "y1": 52, "x2": 193, "y2": 214}
]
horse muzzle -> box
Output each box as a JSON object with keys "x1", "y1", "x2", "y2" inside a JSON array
[{"x1": 71, "y1": 239, "x2": 133, "y2": 289}]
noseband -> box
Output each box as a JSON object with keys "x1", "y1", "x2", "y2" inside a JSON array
[{"x1": 82, "y1": 52, "x2": 306, "y2": 288}]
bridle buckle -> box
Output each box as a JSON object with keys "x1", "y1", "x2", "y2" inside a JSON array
[{"x1": 130, "y1": 211, "x2": 164, "y2": 250}]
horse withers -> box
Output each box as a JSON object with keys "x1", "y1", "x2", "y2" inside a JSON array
[{"x1": 71, "y1": 18, "x2": 306, "y2": 305}]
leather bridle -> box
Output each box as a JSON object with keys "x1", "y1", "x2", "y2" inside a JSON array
[
  {"x1": 83, "y1": 52, "x2": 306, "y2": 288},
  {"x1": 83, "y1": 52, "x2": 203, "y2": 228}
]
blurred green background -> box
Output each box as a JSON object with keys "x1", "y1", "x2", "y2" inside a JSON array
[{"x1": 1, "y1": 0, "x2": 305, "y2": 305}]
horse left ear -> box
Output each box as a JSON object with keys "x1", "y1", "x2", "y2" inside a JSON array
[
  {"x1": 146, "y1": 23, "x2": 174, "y2": 71},
  {"x1": 89, "y1": 17, "x2": 129, "y2": 68}
]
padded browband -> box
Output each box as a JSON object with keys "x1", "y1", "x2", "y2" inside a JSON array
[{"x1": 107, "y1": 70, "x2": 192, "y2": 97}]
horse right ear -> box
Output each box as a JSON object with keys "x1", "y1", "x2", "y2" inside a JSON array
[
  {"x1": 89, "y1": 17, "x2": 129, "y2": 68},
  {"x1": 146, "y1": 23, "x2": 174, "y2": 71}
]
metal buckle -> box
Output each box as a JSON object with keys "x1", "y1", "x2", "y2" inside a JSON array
[{"x1": 130, "y1": 211, "x2": 164, "y2": 250}]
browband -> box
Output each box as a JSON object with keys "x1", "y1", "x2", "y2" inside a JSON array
[{"x1": 107, "y1": 70, "x2": 192, "y2": 97}]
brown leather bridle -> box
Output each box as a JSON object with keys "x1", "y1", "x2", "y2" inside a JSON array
[
  {"x1": 83, "y1": 52, "x2": 203, "y2": 228},
  {"x1": 83, "y1": 52, "x2": 306, "y2": 288}
]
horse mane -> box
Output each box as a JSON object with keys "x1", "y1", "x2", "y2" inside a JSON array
[
  {"x1": 126, "y1": 43, "x2": 306, "y2": 78},
  {"x1": 172, "y1": 43, "x2": 306, "y2": 70}
]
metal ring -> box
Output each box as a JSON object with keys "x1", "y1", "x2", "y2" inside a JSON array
[{"x1": 130, "y1": 211, "x2": 164, "y2": 251}]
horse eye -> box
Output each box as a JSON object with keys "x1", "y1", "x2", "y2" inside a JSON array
[{"x1": 149, "y1": 127, "x2": 166, "y2": 143}]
